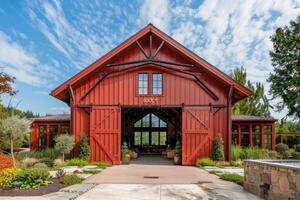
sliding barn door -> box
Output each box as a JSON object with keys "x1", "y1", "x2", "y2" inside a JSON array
[
  {"x1": 90, "y1": 106, "x2": 121, "y2": 164},
  {"x1": 182, "y1": 107, "x2": 213, "y2": 165}
]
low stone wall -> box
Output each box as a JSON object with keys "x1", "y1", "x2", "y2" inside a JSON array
[{"x1": 244, "y1": 160, "x2": 300, "y2": 200}]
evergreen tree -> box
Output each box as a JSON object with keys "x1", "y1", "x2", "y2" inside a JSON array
[
  {"x1": 268, "y1": 16, "x2": 300, "y2": 120},
  {"x1": 231, "y1": 67, "x2": 271, "y2": 117}
]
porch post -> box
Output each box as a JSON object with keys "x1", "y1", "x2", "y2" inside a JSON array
[
  {"x1": 271, "y1": 122, "x2": 275, "y2": 150},
  {"x1": 46, "y1": 124, "x2": 50, "y2": 148},
  {"x1": 237, "y1": 123, "x2": 241, "y2": 146},
  {"x1": 249, "y1": 123, "x2": 253, "y2": 147},
  {"x1": 260, "y1": 123, "x2": 264, "y2": 148},
  {"x1": 58, "y1": 124, "x2": 61, "y2": 136}
]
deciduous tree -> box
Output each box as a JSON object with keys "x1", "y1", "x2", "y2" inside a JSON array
[{"x1": 268, "y1": 17, "x2": 300, "y2": 120}]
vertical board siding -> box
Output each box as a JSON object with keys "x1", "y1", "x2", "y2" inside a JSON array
[
  {"x1": 182, "y1": 107, "x2": 214, "y2": 165},
  {"x1": 71, "y1": 43, "x2": 229, "y2": 164},
  {"x1": 90, "y1": 106, "x2": 121, "y2": 164}
]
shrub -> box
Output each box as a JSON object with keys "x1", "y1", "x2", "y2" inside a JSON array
[
  {"x1": 82, "y1": 169, "x2": 100, "y2": 174},
  {"x1": 92, "y1": 161, "x2": 112, "y2": 169},
  {"x1": 66, "y1": 158, "x2": 88, "y2": 167},
  {"x1": 175, "y1": 142, "x2": 182, "y2": 156},
  {"x1": 0, "y1": 153, "x2": 14, "y2": 171},
  {"x1": 121, "y1": 142, "x2": 129, "y2": 159},
  {"x1": 33, "y1": 162, "x2": 48, "y2": 169},
  {"x1": 15, "y1": 149, "x2": 60, "y2": 161},
  {"x1": 21, "y1": 157, "x2": 38, "y2": 168},
  {"x1": 219, "y1": 173, "x2": 244, "y2": 186},
  {"x1": 276, "y1": 143, "x2": 289, "y2": 159},
  {"x1": 213, "y1": 134, "x2": 224, "y2": 161},
  {"x1": 0, "y1": 168, "x2": 22, "y2": 188},
  {"x1": 231, "y1": 145, "x2": 242, "y2": 161},
  {"x1": 215, "y1": 161, "x2": 231, "y2": 168},
  {"x1": 55, "y1": 168, "x2": 66, "y2": 178},
  {"x1": 294, "y1": 144, "x2": 300, "y2": 153},
  {"x1": 53, "y1": 158, "x2": 64, "y2": 167},
  {"x1": 55, "y1": 135, "x2": 75, "y2": 161},
  {"x1": 292, "y1": 152, "x2": 300, "y2": 159},
  {"x1": 268, "y1": 150, "x2": 278, "y2": 159},
  {"x1": 196, "y1": 158, "x2": 215, "y2": 168},
  {"x1": 240, "y1": 146, "x2": 267, "y2": 159},
  {"x1": 78, "y1": 135, "x2": 90, "y2": 161},
  {"x1": 209, "y1": 170, "x2": 223, "y2": 175},
  {"x1": 16, "y1": 168, "x2": 50, "y2": 189},
  {"x1": 60, "y1": 174, "x2": 83, "y2": 185},
  {"x1": 229, "y1": 160, "x2": 243, "y2": 168}
]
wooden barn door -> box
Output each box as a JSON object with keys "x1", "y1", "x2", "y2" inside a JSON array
[
  {"x1": 90, "y1": 106, "x2": 121, "y2": 164},
  {"x1": 182, "y1": 107, "x2": 213, "y2": 165}
]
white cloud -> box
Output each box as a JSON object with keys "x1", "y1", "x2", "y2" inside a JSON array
[
  {"x1": 0, "y1": 32, "x2": 51, "y2": 86},
  {"x1": 139, "y1": 0, "x2": 171, "y2": 32},
  {"x1": 140, "y1": 0, "x2": 299, "y2": 119}
]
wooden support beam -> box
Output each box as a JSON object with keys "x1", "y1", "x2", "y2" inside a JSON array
[
  {"x1": 81, "y1": 61, "x2": 218, "y2": 101},
  {"x1": 249, "y1": 123, "x2": 253, "y2": 147},
  {"x1": 149, "y1": 33, "x2": 152, "y2": 58},
  {"x1": 260, "y1": 123, "x2": 264, "y2": 148},
  {"x1": 271, "y1": 122, "x2": 275, "y2": 150},
  {"x1": 227, "y1": 85, "x2": 233, "y2": 161},
  {"x1": 153, "y1": 41, "x2": 165, "y2": 58},
  {"x1": 136, "y1": 41, "x2": 148, "y2": 58},
  {"x1": 238, "y1": 123, "x2": 241, "y2": 146},
  {"x1": 46, "y1": 125, "x2": 50, "y2": 148},
  {"x1": 68, "y1": 85, "x2": 74, "y2": 101}
]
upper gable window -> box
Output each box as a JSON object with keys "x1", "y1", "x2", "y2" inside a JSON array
[
  {"x1": 152, "y1": 73, "x2": 163, "y2": 95},
  {"x1": 138, "y1": 73, "x2": 148, "y2": 95}
]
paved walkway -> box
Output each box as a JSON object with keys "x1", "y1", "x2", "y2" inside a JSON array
[{"x1": 0, "y1": 156, "x2": 262, "y2": 199}]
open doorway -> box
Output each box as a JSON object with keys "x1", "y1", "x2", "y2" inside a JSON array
[{"x1": 121, "y1": 107, "x2": 182, "y2": 164}]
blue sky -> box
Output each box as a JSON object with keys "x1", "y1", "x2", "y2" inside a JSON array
[{"x1": 0, "y1": 0, "x2": 299, "y2": 118}]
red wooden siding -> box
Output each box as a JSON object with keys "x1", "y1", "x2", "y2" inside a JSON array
[
  {"x1": 90, "y1": 106, "x2": 121, "y2": 164},
  {"x1": 182, "y1": 107, "x2": 214, "y2": 165}
]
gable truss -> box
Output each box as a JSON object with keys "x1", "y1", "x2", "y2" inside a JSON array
[{"x1": 80, "y1": 33, "x2": 219, "y2": 102}]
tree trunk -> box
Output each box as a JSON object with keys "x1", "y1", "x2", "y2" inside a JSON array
[
  {"x1": 10, "y1": 137, "x2": 15, "y2": 167},
  {"x1": 62, "y1": 152, "x2": 65, "y2": 162}
]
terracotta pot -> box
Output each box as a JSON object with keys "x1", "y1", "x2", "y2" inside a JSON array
[
  {"x1": 122, "y1": 155, "x2": 130, "y2": 164},
  {"x1": 174, "y1": 155, "x2": 181, "y2": 165}
]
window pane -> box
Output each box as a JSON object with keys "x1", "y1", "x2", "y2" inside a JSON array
[
  {"x1": 134, "y1": 132, "x2": 141, "y2": 145},
  {"x1": 232, "y1": 133, "x2": 238, "y2": 145},
  {"x1": 160, "y1": 119, "x2": 167, "y2": 127},
  {"x1": 39, "y1": 126, "x2": 47, "y2": 150},
  {"x1": 142, "y1": 114, "x2": 150, "y2": 127},
  {"x1": 264, "y1": 134, "x2": 271, "y2": 149},
  {"x1": 138, "y1": 73, "x2": 148, "y2": 95},
  {"x1": 252, "y1": 134, "x2": 260, "y2": 147},
  {"x1": 49, "y1": 125, "x2": 58, "y2": 148},
  {"x1": 151, "y1": 132, "x2": 159, "y2": 145},
  {"x1": 151, "y1": 114, "x2": 159, "y2": 127},
  {"x1": 160, "y1": 131, "x2": 167, "y2": 145},
  {"x1": 142, "y1": 132, "x2": 149, "y2": 145},
  {"x1": 152, "y1": 73, "x2": 162, "y2": 95},
  {"x1": 134, "y1": 120, "x2": 142, "y2": 127},
  {"x1": 156, "y1": 88, "x2": 162, "y2": 95}
]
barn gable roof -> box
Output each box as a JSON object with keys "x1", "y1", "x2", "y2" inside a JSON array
[{"x1": 51, "y1": 24, "x2": 252, "y2": 103}]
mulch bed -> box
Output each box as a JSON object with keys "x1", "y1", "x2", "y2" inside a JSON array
[{"x1": 0, "y1": 178, "x2": 67, "y2": 196}]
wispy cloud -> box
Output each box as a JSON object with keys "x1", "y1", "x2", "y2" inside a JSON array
[
  {"x1": 27, "y1": 0, "x2": 137, "y2": 70},
  {"x1": 138, "y1": 0, "x2": 300, "y2": 118},
  {"x1": 0, "y1": 32, "x2": 59, "y2": 87}
]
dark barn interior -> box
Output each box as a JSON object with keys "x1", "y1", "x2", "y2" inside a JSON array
[{"x1": 122, "y1": 107, "x2": 182, "y2": 155}]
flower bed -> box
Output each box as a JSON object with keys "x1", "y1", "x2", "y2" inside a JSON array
[{"x1": 0, "y1": 153, "x2": 13, "y2": 171}]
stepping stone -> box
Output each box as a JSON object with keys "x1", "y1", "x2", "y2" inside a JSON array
[
  {"x1": 78, "y1": 173, "x2": 93, "y2": 179},
  {"x1": 82, "y1": 165, "x2": 98, "y2": 169},
  {"x1": 43, "y1": 191, "x2": 79, "y2": 200},
  {"x1": 60, "y1": 183, "x2": 96, "y2": 194}
]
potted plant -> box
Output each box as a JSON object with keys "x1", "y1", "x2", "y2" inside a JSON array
[
  {"x1": 121, "y1": 142, "x2": 130, "y2": 164},
  {"x1": 174, "y1": 141, "x2": 182, "y2": 165}
]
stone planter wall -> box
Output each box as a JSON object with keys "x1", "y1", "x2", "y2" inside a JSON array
[{"x1": 244, "y1": 160, "x2": 300, "y2": 200}]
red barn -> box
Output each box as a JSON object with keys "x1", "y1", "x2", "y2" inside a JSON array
[{"x1": 32, "y1": 24, "x2": 253, "y2": 165}]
